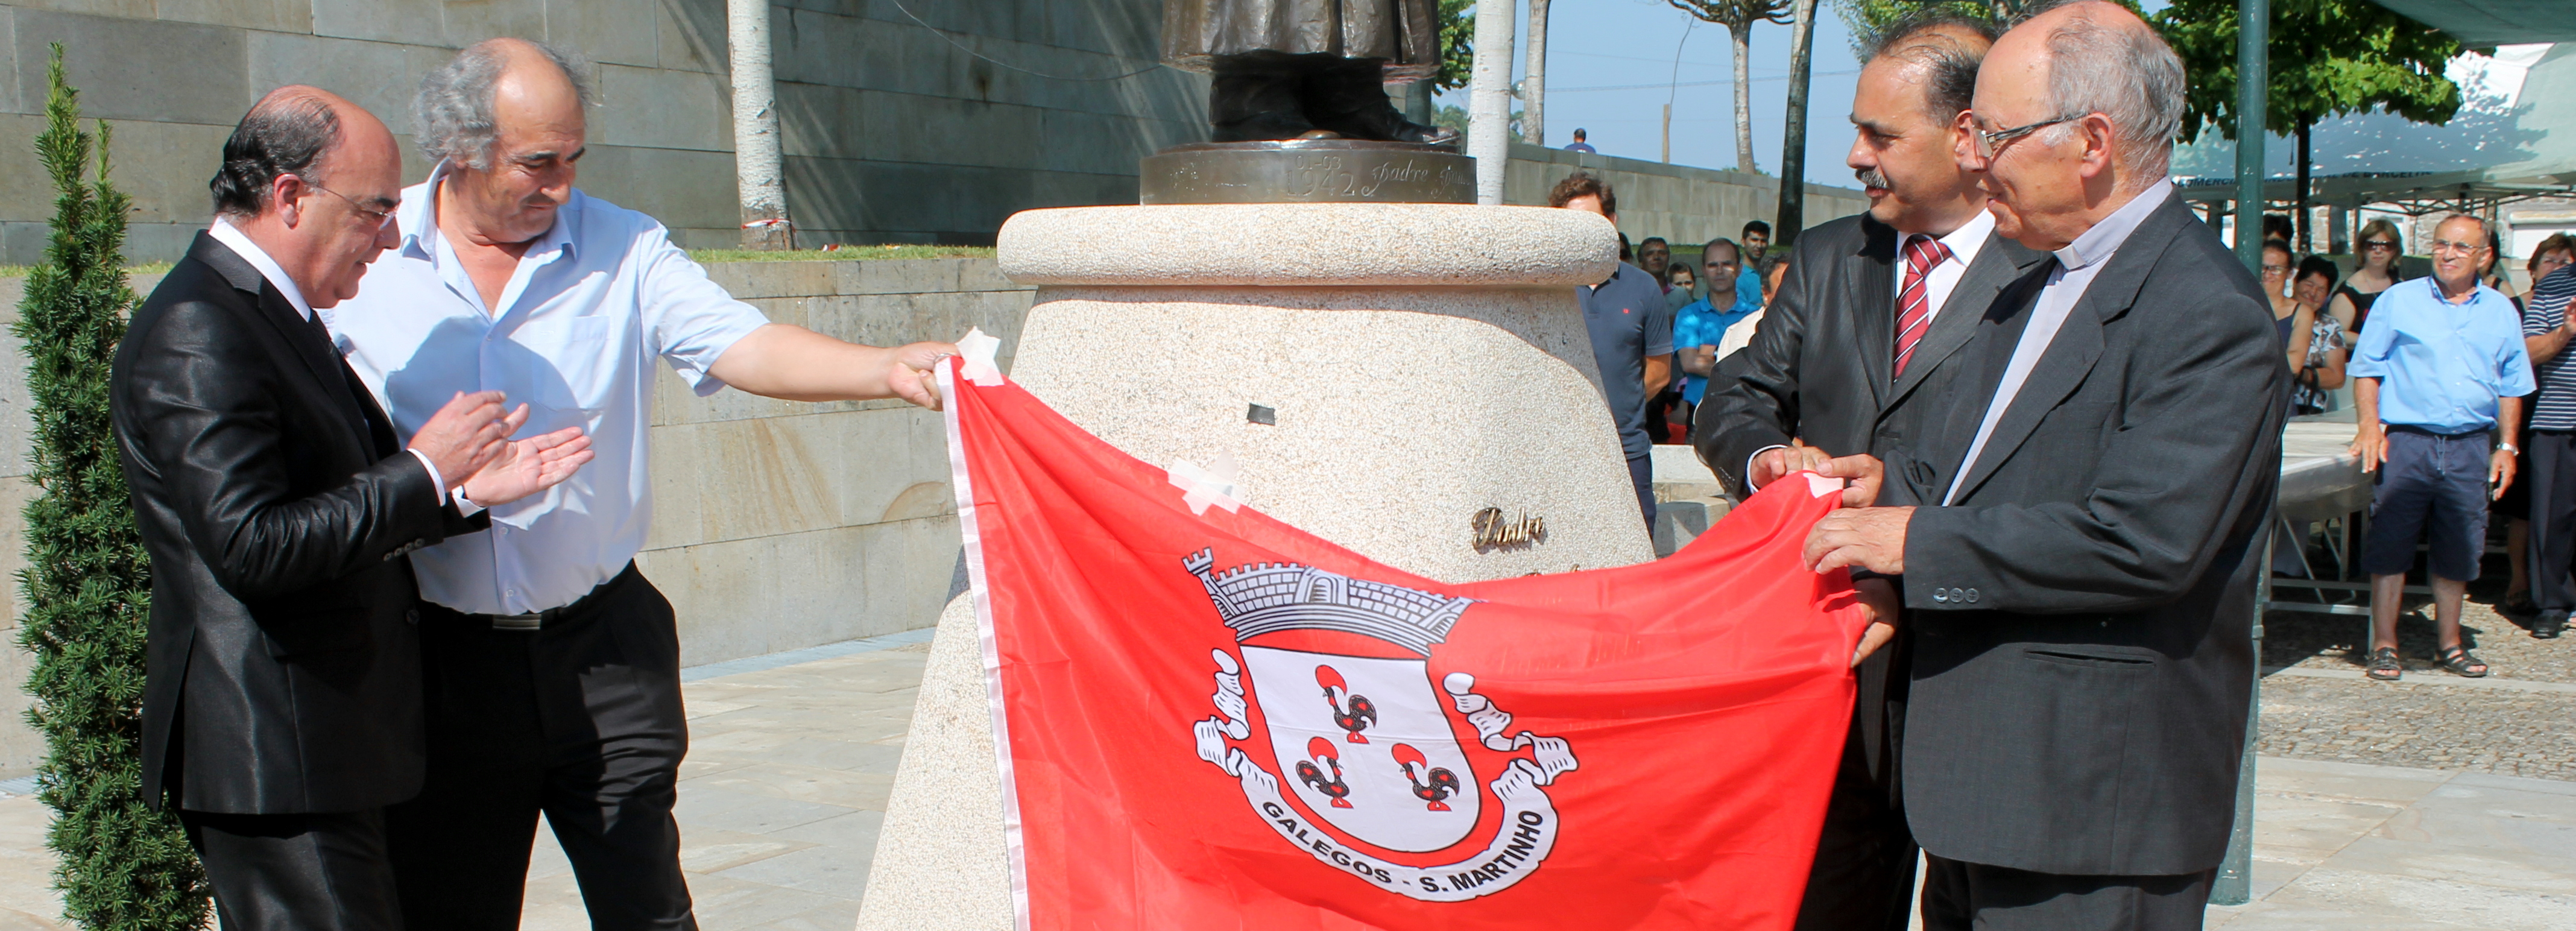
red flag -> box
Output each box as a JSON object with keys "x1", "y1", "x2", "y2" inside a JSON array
[{"x1": 941, "y1": 361, "x2": 1864, "y2": 930}]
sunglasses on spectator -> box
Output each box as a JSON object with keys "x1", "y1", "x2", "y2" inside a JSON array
[{"x1": 2360, "y1": 239, "x2": 2398, "y2": 252}]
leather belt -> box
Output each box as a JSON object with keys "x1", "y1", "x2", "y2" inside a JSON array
[{"x1": 468, "y1": 563, "x2": 637, "y2": 632}]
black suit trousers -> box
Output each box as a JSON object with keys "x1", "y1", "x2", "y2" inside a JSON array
[
  {"x1": 1922, "y1": 854, "x2": 2213, "y2": 931},
  {"x1": 385, "y1": 565, "x2": 696, "y2": 931},
  {"x1": 183, "y1": 807, "x2": 400, "y2": 931}
]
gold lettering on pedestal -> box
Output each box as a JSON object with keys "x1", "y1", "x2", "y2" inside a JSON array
[{"x1": 1471, "y1": 508, "x2": 1547, "y2": 552}]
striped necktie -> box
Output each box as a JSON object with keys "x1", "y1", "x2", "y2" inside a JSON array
[{"x1": 1895, "y1": 234, "x2": 1953, "y2": 378}]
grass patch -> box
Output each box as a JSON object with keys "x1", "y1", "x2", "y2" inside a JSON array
[
  {"x1": 0, "y1": 260, "x2": 172, "y2": 278},
  {"x1": 689, "y1": 245, "x2": 994, "y2": 263}
]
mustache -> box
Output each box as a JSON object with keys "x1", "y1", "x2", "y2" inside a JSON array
[{"x1": 1855, "y1": 166, "x2": 1893, "y2": 190}]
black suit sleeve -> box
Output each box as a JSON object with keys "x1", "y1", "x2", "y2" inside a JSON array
[
  {"x1": 123, "y1": 299, "x2": 461, "y2": 602},
  {"x1": 1901, "y1": 288, "x2": 2285, "y2": 614},
  {"x1": 1693, "y1": 251, "x2": 1814, "y2": 496}
]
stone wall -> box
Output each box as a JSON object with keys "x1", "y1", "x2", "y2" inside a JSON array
[
  {"x1": 0, "y1": 0, "x2": 1204, "y2": 264},
  {"x1": 1506, "y1": 143, "x2": 1872, "y2": 252},
  {"x1": 0, "y1": 256, "x2": 1033, "y2": 780}
]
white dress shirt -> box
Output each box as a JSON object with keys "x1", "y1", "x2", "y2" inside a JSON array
[
  {"x1": 324, "y1": 165, "x2": 771, "y2": 614},
  {"x1": 206, "y1": 217, "x2": 456, "y2": 496},
  {"x1": 1942, "y1": 179, "x2": 2173, "y2": 505},
  {"x1": 1740, "y1": 209, "x2": 2000, "y2": 490},
  {"x1": 1889, "y1": 207, "x2": 1996, "y2": 329}
]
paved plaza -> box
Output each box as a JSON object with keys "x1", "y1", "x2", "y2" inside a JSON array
[{"x1": 2, "y1": 622, "x2": 2570, "y2": 930}]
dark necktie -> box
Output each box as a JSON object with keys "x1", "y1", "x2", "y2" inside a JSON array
[{"x1": 1895, "y1": 235, "x2": 1953, "y2": 378}]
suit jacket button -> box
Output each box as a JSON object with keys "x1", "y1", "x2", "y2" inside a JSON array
[{"x1": 406, "y1": 608, "x2": 419, "y2": 625}]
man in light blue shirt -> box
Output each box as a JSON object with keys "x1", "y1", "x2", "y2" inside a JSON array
[
  {"x1": 1672, "y1": 238, "x2": 1760, "y2": 412},
  {"x1": 2348, "y1": 214, "x2": 2536, "y2": 682},
  {"x1": 326, "y1": 40, "x2": 952, "y2": 930}
]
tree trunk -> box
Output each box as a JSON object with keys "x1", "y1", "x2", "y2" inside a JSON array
[
  {"x1": 1524, "y1": 0, "x2": 1551, "y2": 147},
  {"x1": 730, "y1": 0, "x2": 792, "y2": 250},
  {"x1": 1730, "y1": 21, "x2": 1754, "y2": 174},
  {"x1": 1775, "y1": 0, "x2": 1820, "y2": 242},
  {"x1": 2296, "y1": 121, "x2": 2312, "y2": 253},
  {"x1": 1469, "y1": 0, "x2": 1517, "y2": 204}
]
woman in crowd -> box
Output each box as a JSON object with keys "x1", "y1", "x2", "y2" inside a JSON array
[
  {"x1": 2264, "y1": 242, "x2": 2314, "y2": 374},
  {"x1": 2485, "y1": 229, "x2": 2521, "y2": 303},
  {"x1": 2289, "y1": 254, "x2": 2346, "y2": 415},
  {"x1": 2534, "y1": 233, "x2": 2575, "y2": 287},
  {"x1": 2330, "y1": 218, "x2": 2408, "y2": 333}
]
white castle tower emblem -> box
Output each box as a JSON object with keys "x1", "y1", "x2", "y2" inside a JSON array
[{"x1": 1185, "y1": 549, "x2": 1580, "y2": 901}]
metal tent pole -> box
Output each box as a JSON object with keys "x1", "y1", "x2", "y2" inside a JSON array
[{"x1": 2214, "y1": 0, "x2": 2268, "y2": 907}]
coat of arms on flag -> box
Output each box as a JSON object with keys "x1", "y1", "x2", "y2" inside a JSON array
[
  {"x1": 939, "y1": 359, "x2": 1865, "y2": 930},
  {"x1": 1185, "y1": 551, "x2": 1579, "y2": 899}
]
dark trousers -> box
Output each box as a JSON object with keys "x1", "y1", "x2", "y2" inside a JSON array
[
  {"x1": 385, "y1": 565, "x2": 695, "y2": 931},
  {"x1": 1793, "y1": 630, "x2": 1915, "y2": 931},
  {"x1": 1628, "y1": 453, "x2": 1658, "y2": 529},
  {"x1": 2527, "y1": 431, "x2": 2576, "y2": 611},
  {"x1": 1922, "y1": 855, "x2": 2214, "y2": 931},
  {"x1": 182, "y1": 808, "x2": 400, "y2": 931},
  {"x1": 2360, "y1": 426, "x2": 2492, "y2": 582}
]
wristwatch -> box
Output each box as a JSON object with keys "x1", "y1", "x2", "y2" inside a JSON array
[{"x1": 2501, "y1": 442, "x2": 2521, "y2": 455}]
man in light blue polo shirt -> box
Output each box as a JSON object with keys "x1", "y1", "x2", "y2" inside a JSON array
[
  {"x1": 2348, "y1": 214, "x2": 2536, "y2": 681},
  {"x1": 326, "y1": 39, "x2": 952, "y2": 930}
]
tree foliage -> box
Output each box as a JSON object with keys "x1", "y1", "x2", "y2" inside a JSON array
[
  {"x1": 2152, "y1": 0, "x2": 2462, "y2": 144},
  {"x1": 15, "y1": 44, "x2": 207, "y2": 931},
  {"x1": 1434, "y1": 0, "x2": 1476, "y2": 92}
]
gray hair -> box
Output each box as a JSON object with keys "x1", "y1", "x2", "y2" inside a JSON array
[
  {"x1": 1864, "y1": 10, "x2": 2000, "y2": 123},
  {"x1": 2033, "y1": 6, "x2": 2185, "y2": 185},
  {"x1": 413, "y1": 39, "x2": 595, "y2": 170}
]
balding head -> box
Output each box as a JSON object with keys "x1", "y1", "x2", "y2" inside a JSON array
[
  {"x1": 209, "y1": 85, "x2": 403, "y2": 306},
  {"x1": 415, "y1": 38, "x2": 593, "y2": 171},
  {"x1": 212, "y1": 86, "x2": 397, "y2": 219},
  {"x1": 1982, "y1": 1, "x2": 2182, "y2": 183},
  {"x1": 418, "y1": 39, "x2": 594, "y2": 245}
]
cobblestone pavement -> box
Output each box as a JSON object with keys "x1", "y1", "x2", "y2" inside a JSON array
[
  {"x1": 2255, "y1": 676, "x2": 2574, "y2": 781},
  {"x1": 2257, "y1": 547, "x2": 2576, "y2": 782}
]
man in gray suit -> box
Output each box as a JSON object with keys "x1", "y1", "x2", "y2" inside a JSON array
[
  {"x1": 1805, "y1": 3, "x2": 2285, "y2": 928},
  {"x1": 1694, "y1": 9, "x2": 2045, "y2": 929}
]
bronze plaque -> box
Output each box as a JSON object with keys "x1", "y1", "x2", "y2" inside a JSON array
[
  {"x1": 1141, "y1": 140, "x2": 1475, "y2": 205},
  {"x1": 1471, "y1": 508, "x2": 1547, "y2": 552}
]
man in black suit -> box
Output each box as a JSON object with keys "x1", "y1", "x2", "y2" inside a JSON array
[
  {"x1": 1805, "y1": 4, "x2": 2285, "y2": 929},
  {"x1": 112, "y1": 86, "x2": 592, "y2": 931},
  {"x1": 1694, "y1": 11, "x2": 2039, "y2": 929}
]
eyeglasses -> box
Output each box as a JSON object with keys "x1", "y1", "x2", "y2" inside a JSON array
[
  {"x1": 2359, "y1": 239, "x2": 2398, "y2": 252},
  {"x1": 2428, "y1": 239, "x2": 2487, "y2": 257},
  {"x1": 2261, "y1": 264, "x2": 2290, "y2": 275},
  {"x1": 296, "y1": 175, "x2": 395, "y2": 228},
  {"x1": 1969, "y1": 114, "x2": 2080, "y2": 162}
]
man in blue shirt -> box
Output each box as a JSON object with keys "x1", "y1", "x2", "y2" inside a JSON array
[
  {"x1": 1673, "y1": 239, "x2": 1760, "y2": 412},
  {"x1": 1737, "y1": 219, "x2": 1772, "y2": 308},
  {"x1": 2349, "y1": 214, "x2": 2536, "y2": 681},
  {"x1": 1564, "y1": 128, "x2": 1597, "y2": 153},
  {"x1": 1550, "y1": 172, "x2": 1673, "y2": 528}
]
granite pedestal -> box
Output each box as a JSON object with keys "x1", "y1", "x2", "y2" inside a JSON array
[{"x1": 856, "y1": 202, "x2": 1651, "y2": 930}]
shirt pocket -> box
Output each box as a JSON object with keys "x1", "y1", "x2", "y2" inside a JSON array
[{"x1": 505, "y1": 315, "x2": 620, "y2": 433}]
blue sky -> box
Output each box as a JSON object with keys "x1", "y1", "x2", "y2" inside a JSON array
[{"x1": 1436, "y1": 1, "x2": 1876, "y2": 189}]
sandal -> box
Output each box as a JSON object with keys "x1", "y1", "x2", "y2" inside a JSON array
[
  {"x1": 2366, "y1": 646, "x2": 2402, "y2": 681},
  {"x1": 2434, "y1": 646, "x2": 2491, "y2": 678}
]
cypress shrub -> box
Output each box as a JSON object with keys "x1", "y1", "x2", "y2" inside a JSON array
[{"x1": 14, "y1": 44, "x2": 209, "y2": 930}]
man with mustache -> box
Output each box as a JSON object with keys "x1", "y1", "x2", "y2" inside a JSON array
[
  {"x1": 1693, "y1": 9, "x2": 2042, "y2": 929},
  {"x1": 323, "y1": 39, "x2": 954, "y2": 930}
]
